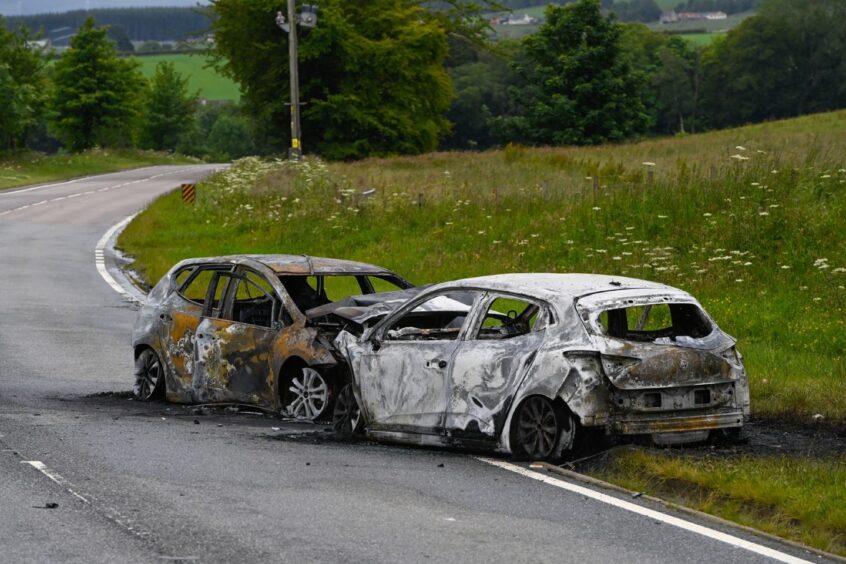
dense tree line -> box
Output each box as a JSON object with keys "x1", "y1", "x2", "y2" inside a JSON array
[
  {"x1": 1, "y1": 0, "x2": 844, "y2": 161},
  {"x1": 671, "y1": 0, "x2": 760, "y2": 14},
  {"x1": 4, "y1": 8, "x2": 211, "y2": 42}
]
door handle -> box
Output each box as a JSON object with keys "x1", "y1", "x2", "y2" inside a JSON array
[{"x1": 427, "y1": 359, "x2": 448, "y2": 369}]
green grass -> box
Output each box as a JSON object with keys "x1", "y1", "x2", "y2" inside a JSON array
[
  {"x1": 133, "y1": 53, "x2": 240, "y2": 101},
  {"x1": 119, "y1": 110, "x2": 846, "y2": 424},
  {"x1": 679, "y1": 32, "x2": 719, "y2": 45},
  {"x1": 592, "y1": 449, "x2": 846, "y2": 556},
  {"x1": 0, "y1": 149, "x2": 197, "y2": 191}
]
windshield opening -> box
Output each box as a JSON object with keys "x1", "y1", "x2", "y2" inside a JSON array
[{"x1": 279, "y1": 274, "x2": 406, "y2": 313}]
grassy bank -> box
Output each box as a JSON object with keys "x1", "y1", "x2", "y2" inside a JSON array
[
  {"x1": 592, "y1": 449, "x2": 846, "y2": 556},
  {"x1": 0, "y1": 149, "x2": 197, "y2": 191},
  {"x1": 120, "y1": 110, "x2": 846, "y2": 424}
]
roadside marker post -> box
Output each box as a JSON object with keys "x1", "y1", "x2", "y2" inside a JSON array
[{"x1": 181, "y1": 183, "x2": 196, "y2": 205}]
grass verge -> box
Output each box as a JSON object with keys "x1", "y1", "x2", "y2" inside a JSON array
[
  {"x1": 0, "y1": 149, "x2": 198, "y2": 191},
  {"x1": 590, "y1": 448, "x2": 846, "y2": 556}
]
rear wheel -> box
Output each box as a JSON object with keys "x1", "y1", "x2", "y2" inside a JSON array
[
  {"x1": 511, "y1": 396, "x2": 575, "y2": 461},
  {"x1": 283, "y1": 367, "x2": 330, "y2": 420},
  {"x1": 134, "y1": 349, "x2": 164, "y2": 401},
  {"x1": 332, "y1": 383, "x2": 364, "y2": 434}
]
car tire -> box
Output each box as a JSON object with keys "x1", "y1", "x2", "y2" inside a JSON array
[
  {"x1": 332, "y1": 383, "x2": 364, "y2": 435},
  {"x1": 282, "y1": 367, "x2": 330, "y2": 421},
  {"x1": 511, "y1": 396, "x2": 576, "y2": 462},
  {"x1": 134, "y1": 348, "x2": 165, "y2": 401}
]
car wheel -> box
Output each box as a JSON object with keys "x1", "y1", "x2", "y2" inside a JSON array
[
  {"x1": 332, "y1": 383, "x2": 364, "y2": 434},
  {"x1": 134, "y1": 349, "x2": 165, "y2": 401},
  {"x1": 512, "y1": 396, "x2": 576, "y2": 461},
  {"x1": 283, "y1": 367, "x2": 329, "y2": 420}
]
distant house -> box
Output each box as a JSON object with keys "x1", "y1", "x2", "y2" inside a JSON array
[
  {"x1": 26, "y1": 39, "x2": 51, "y2": 49},
  {"x1": 504, "y1": 14, "x2": 540, "y2": 25},
  {"x1": 661, "y1": 10, "x2": 727, "y2": 23}
]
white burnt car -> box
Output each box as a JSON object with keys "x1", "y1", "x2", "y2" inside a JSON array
[{"x1": 331, "y1": 274, "x2": 750, "y2": 460}]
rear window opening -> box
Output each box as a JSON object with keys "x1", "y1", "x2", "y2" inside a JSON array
[{"x1": 596, "y1": 303, "x2": 712, "y2": 343}]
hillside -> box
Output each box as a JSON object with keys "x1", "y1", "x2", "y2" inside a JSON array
[{"x1": 120, "y1": 110, "x2": 846, "y2": 424}]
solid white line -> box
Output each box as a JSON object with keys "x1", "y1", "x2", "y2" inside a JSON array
[
  {"x1": 22, "y1": 460, "x2": 90, "y2": 503},
  {"x1": 476, "y1": 457, "x2": 813, "y2": 564},
  {"x1": 95, "y1": 214, "x2": 141, "y2": 303}
]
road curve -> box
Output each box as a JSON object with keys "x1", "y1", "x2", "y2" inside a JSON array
[{"x1": 0, "y1": 167, "x2": 827, "y2": 563}]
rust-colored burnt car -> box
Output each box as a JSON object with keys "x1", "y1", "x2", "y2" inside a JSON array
[
  {"x1": 331, "y1": 273, "x2": 750, "y2": 460},
  {"x1": 131, "y1": 255, "x2": 413, "y2": 419}
]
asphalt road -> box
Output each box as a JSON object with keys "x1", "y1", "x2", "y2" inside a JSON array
[{"x1": 0, "y1": 166, "x2": 829, "y2": 563}]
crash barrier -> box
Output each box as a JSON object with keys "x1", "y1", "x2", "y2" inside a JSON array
[{"x1": 182, "y1": 183, "x2": 196, "y2": 205}]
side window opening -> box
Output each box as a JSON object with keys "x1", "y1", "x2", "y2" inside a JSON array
[
  {"x1": 384, "y1": 292, "x2": 474, "y2": 342},
  {"x1": 206, "y1": 272, "x2": 232, "y2": 319},
  {"x1": 229, "y1": 274, "x2": 278, "y2": 328},
  {"x1": 179, "y1": 268, "x2": 221, "y2": 305},
  {"x1": 476, "y1": 297, "x2": 544, "y2": 340},
  {"x1": 367, "y1": 275, "x2": 406, "y2": 294},
  {"x1": 172, "y1": 267, "x2": 194, "y2": 289},
  {"x1": 599, "y1": 303, "x2": 711, "y2": 342}
]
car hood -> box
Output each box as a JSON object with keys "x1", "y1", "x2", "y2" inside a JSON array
[{"x1": 305, "y1": 287, "x2": 425, "y2": 325}]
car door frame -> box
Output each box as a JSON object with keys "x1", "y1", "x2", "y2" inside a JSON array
[
  {"x1": 352, "y1": 287, "x2": 483, "y2": 436},
  {"x1": 445, "y1": 290, "x2": 553, "y2": 441}
]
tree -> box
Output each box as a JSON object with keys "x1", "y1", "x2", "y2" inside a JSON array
[
  {"x1": 701, "y1": 0, "x2": 846, "y2": 128},
  {"x1": 507, "y1": 0, "x2": 650, "y2": 145},
  {"x1": 50, "y1": 18, "x2": 146, "y2": 151},
  {"x1": 141, "y1": 61, "x2": 198, "y2": 151},
  {"x1": 0, "y1": 18, "x2": 49, "y2": 152},
  {"x1": 211, "y1": 0, "x2": 457, "y2": 159}
]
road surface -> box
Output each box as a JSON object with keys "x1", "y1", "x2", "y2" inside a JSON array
[{"x1": 0, "y1": 166, "x2": 827, "y2": 563}]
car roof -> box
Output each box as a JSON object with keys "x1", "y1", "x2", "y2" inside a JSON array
[
  {"x1": 181, "y1": 254, "x2": 397, "y2": 276},
  {"x1": 432, "y1": 273, "x2": 680, "y2": 301}
]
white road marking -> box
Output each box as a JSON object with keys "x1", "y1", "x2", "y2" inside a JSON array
[
  {"x1": 95, "y1": 214, "x2": 141, "y2": 303},
  {"x1": 0, "y1": 166, "x2": 192, "y2": 197},
  {"x1": 22, "y1": 460, "x2": 90, "y2": 503},
  {"x1": 0, "y1": 167, "x2": 195, "y2": 219},
  {"x1": 476, "y1": 457, "x2": 814, "y2": 564}
]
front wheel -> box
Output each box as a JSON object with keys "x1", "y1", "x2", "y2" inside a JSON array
[
  {"x1": 283, "y1": 367, "x2": 330, "y2": 421},
  {"x1": 332, "y1": 383, "x2": 364, "y2": 434},
  {"x1": 511, "y1": 396, "x2": 575, "y2": 461},
  {"x1": 134, "y1": 349, "x2": 165, "y2": 401}
]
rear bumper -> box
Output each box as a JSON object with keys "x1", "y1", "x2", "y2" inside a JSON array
[{"x1": 608, "y1": 409, "x2": 744, "y2": 435}]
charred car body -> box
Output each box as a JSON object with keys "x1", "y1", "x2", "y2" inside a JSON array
[
  {"x1": 131, "y1": 255, "x2": 413, "y2": 419},
  {"x1": 331, "y1": 274, "x2": 750, "y2": 460}
]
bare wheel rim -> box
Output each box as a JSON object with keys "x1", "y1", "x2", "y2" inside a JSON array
[
  {"x1": 285, "y1": 367, "x2": 328, "y2": 420},
  {"x1": 516, "y1": 397, "x2": 558, "y2": 459},
  {"x1": 332, "y1": 384, "x2": 360, "y2": 432},
  {"x1": 137, "y1": 351, "x2": 161, "y2": 401}
]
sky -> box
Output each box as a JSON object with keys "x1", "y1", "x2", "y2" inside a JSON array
[{"x1": 0, "y1": 0, "x2": 209, "y2": 16}]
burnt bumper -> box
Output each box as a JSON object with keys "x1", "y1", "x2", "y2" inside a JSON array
[{"x1": 608, "y1": 409, "x2": 744, "y2": 435}]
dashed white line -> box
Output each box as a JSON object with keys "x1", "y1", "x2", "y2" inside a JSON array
[
  {"x1": 477, "y1": 457, "x2": 813, "y2": 564},
  {"x1": 22, "y1": 460, "x2": 90, "y2": 503}
]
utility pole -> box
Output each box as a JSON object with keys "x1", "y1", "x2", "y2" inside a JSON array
[{"x1": 276, "y1": 2, "x2": 317, "y2": 161}]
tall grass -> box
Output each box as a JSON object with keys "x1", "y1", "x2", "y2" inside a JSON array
[{"x1": 120, "y1": 110, "x2": 846, "y2": 422}]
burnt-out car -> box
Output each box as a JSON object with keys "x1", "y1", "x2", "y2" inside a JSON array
[
  {"x1": 131, "y1": 255, "x2": 413, "y2": 420},
  {"x1": 332, "y1": 273, "x2": 750, "y2": 460}
]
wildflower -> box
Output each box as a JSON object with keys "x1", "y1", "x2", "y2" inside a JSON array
[
  {"x1": 735, "y1": 146, "x2": 746, "y2": 151},
  {"x1": 771, "y1": 170, "x2": 778, "y2": 174},
  {"x1": 477, "y1": 230, "x2": 485, "y2": 235},
  {"x1": 781, "y1": 265, "x2": 791, "y2": 270},
  {"x1": 757, "y1": 150, "x2": 767, "y2": 154},
  {"x1": 592, "y1": 207, "x2": 601, "y2": 211},
  {"x1": 566, "y1": 240, "x2": 574, "y2": 245},
  {"x1": 821, "y1": 174, "x2": 831, "y2": 179},
  {"x1": 758, "y1": 211, "x2": 769, "y2": 216},
  {"x1": 642, "y1": 162, "x2": 656, "y2": 167},
  {"x1": 530, "y1": 233, "x2": 540, "y2": 238},
  {"x1": 814, "y1": 258, "x2": 829, "y2": 270},
  {"x1": 657, "y1": 214, "x2": 668, "y2": 219},
  {"x1": 743, "y1": 262, "x2": 752, "y2": 266},
  {"x1": 813, "y1": 297, "x2": 822, "y2": 302},
  {"x1": 750, "y1": 182, "x2": 760, "y2": 186},
  {"x1": 731, "y1": 154, "x2": 750, "y2": 161},
  {"x1": 492, "y1": 240, "x2": 501, "y2": 244},
  {"x1": 625, "y1": 226, "x2": 635, "y2": 231},
  {"x1": 800, "y1": 286, "x2": 808, "y2": 291},
  {"x1": 833, "y1": 268, "x2": 846, "y2": 274},
  {"x1": 735, "y1": 279, "x2": 743, "y2": 283},
  {"x1": 769, "y1": 204, "x2": 780, "y2": 208},
  {"x1": 612, "y1": 256, "x2": 622, "y2": 261}
]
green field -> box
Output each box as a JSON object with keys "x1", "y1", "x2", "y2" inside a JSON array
[
  {"x1": 0, "y1": 149, "x2": 196, "y2": 191},
  {"x1": 648, "y1": 10, "x2": 755, "y2": 32},
  {"x1": 133, "y1": 53, "x2": 240, "y2": 102}
]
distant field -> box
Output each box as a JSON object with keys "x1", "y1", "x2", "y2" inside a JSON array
[
  {"x1": 679, "y1": 32, "x2": 720, "y2": 45},
  {"x1": 133, "y1": 53, "x2": 240, "y2": 102}
]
